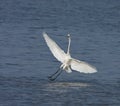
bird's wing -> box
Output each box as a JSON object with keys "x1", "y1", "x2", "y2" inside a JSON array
[
  {"x1": 70, "y1": 58, "x2": 97, "y2": 73},
  {"x1": 43, "y1": 32, "x2": 66, "y2": 63}
]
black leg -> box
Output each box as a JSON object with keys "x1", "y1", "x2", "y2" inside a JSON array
[
  {"x1": 49, "y1": 69, "x2": 63, "y2": 81},
  {"x1": 48, "y1": 68, "x2": 61, "y2": 79}
]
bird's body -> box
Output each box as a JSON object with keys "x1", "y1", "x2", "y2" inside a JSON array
[
  {"x1": 43, "y1": 32, "x2": 97, "y2": 80},
  {"x1": 60, "y1": 54, "x2": 72, "y2": 73}
]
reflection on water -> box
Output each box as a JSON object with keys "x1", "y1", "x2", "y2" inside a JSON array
[
  {"x1": 45, "y1": 82, "x2": 90, "y2": 88},
  {"x1": 0, "y1": 76, "x2": 119, "y2": 105},
  {"x1": 43, "y1": 82, "x2": 90, "y2": 94}
]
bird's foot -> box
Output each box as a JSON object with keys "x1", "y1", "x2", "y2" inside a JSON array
[
  {"x1": 47, "y1": 76, "x2": 51, "y2": 78},
  {"x1": 47, "y1": 76, "x2": 55, "y2": 81}
]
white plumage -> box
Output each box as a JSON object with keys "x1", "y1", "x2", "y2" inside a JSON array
[
  {"x1": 70, "y1": 59, "x2": 97, "y2": 73},
  {"x1": 43, "y1": 32, "x2": 66, "y2": 63},
  {"x1": 43, "y1": 32, "x2": 97, "y2": 75}
]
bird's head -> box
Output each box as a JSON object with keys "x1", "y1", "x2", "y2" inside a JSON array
[{"x1": 67, "y1": 34, "x2": 71, "y2": 39}]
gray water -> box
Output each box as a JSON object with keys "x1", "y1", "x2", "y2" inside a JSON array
[{"x1": 0, "y1": 0, "x2": 120, "y2": 106}]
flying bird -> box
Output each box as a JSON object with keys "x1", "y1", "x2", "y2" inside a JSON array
[{"x1": 43, "y1": 32, "x2": 97, "y2": 81}]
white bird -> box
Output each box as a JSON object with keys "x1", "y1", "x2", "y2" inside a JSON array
[{"x1": 43, "y1": 32, "x2": 97, "y2": 81}]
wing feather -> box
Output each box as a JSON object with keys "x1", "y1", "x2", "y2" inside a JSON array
[
  {"x1": 43, "y1": 32, "x2": 66, "y2": 63},
  {"x1": 71, "y1": 58, "x2": 97, "y2": 73}
]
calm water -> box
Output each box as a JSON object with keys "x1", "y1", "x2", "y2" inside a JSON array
[{"x1": 0, "y1": 0, "x2": 120, "y2": 106}]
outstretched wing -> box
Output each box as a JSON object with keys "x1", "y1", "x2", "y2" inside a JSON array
[
  {"x1": 43, "y1": 32, "x2": 66, "y2": 63},
  {"x1": 71, "y1": 58, "x2": 97, "y2": 73}
]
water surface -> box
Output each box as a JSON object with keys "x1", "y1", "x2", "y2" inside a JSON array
[{"x1": 0, "y1": 0, "x2": 120, "y2": 105}]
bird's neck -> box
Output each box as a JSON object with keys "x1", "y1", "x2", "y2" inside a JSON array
[{"x1": 67, "y1": 37, "x2": 71, "y2": 55}]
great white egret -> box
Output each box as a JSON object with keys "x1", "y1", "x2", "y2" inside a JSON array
[{"x1": 43, "y1": 32, "x2": 97, "y2": 81}]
